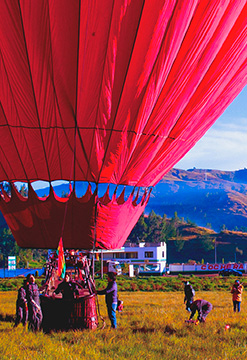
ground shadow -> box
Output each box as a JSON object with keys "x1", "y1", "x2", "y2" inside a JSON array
[
  {"x1": 132, "y1": 327, "x2": 157, "y2": 334},
  {"x1": 0, "y1": 313, "x2": 15, "y2": 323},
  {"x1": 132, "y1": 325, "x2": 177, "y2": 335},
  {"x1": 164, "y1": 325, "x2": 176, "y2": 334}
]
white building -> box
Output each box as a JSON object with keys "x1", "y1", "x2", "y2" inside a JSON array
[{"x1": 97, "y1": 242, "x2": 167, "y2": 275}]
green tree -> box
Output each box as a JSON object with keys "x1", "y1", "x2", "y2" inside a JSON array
[
  {"x1": 0, "y1": 228, "x2": 18, "y2": 267},
  {"x1": 201, "y1": 235, "x2": 214, "y2": 252},
  {"x1": 0, "y1": 227, "x2": 47, "y2": 268},
  {"x1": 61, "y1": 190, "x2": 69, "y2": 198},
  {"x1": 160, "y1": 214, "x2": 169, "y2": 243},
  {"x1": 128, "y1": 213, "x2": 147, "y2": 242},
  {"x1": 0, "y1": 182, "x2": 11, "y2": 196},
  {"x1": 165, "y1": 221, "x2": 177, "y2": 240},
  {"x1": 174, "y1": 234, "x2": 185, "y2": 252},
  {"x1": 146, "y1": 211, "x2": 162, "y2": 243},
  {"x1": 186, "y1": 218, "x2": 196, "y2": 226},
  {"x1": 19, "y1": 184, "x2": 28, "y2": 197}
]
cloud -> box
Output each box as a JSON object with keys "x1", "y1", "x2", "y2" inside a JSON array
[{"x1": 176, "y1": 115, "x2": 247, "y2": 171}]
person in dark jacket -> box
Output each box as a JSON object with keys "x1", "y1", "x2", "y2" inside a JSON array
[
  {"x1": 53, "y1": 272, "x2": 79, "y2": 300},
  {"x1": 14, "y1": 279, "x2": 28, "y2": 327},
  {"x1": 188, "y1": 299, "x2": 213, "y2": 323},
  {"x1": 53, "y1": 272, "x2": 79, "y2": 330},
  {"x1": 26, "y1": 274, "x2": 43, "y2": 331},
  {"x1": 183, "y1": 281, "x2": 195, "y2": 312},
  {"x1": 97, "y1": 272, "x2": 118, "y2": 329}
]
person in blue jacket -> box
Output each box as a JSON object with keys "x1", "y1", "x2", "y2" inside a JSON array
[{"x1": 97, "y1": 272, "x2": 118, "y2": 329}]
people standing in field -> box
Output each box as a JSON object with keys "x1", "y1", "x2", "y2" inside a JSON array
[
  {"x1": 183, "y1": 281, "x2": 195, "y2": 312},
  {"x1": 187, "y1": 299, "x2": 213, "y2": 324},
  {"x1": 14, "y1": 279, "x2": 28, "y2": 327},
  {"x1": 231, "y1": 280, "x2": 243, "y2": 312},
  {"x1": 97, "y1": 272, "x2": 118, "y2": 329},
  {"x1": 26, "y1": 274, "x2": 43, "y2": 331}
]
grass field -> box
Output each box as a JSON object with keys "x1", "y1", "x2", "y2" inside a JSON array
[{"x1": 1, "y1": 290, "x2": 247, "y2": 359}]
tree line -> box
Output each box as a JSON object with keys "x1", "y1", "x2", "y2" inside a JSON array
[
  {"x1": 128, "y1": 211, "x2": 180, "y2": 244},
  {"x1": 0, "y1": 227, "x2": 47, "y2": 268},
  {"x1": 128, "y1": 211, "x2": 218, "y2": 258}
]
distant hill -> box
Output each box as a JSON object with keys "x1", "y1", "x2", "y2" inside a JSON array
[
  {"x1": 166, "y1": 222, "x2": 247, "y2": 263},
  {"x1": 146, "y1": 168, "x2": 247, "y2": 232}
]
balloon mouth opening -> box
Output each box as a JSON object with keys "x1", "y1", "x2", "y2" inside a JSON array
[
  {"x1": 0, "y1": 180, "x2": 152, "y2": 204},
  {"x1": 0, "y1": 180, "x2": 152, "y2": 250}
]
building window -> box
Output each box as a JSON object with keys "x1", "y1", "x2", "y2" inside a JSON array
[
  {"x1": 162, "y1": 251, "x2": 165, "y2": 258},
  {"x1": 103, "y1": 254, "x2": 112, "y2": 259},
  {"x1": 145, "y1": 251, "x2": 153, "y2": 258},
  {"x1": 126, "y1": 252, "x2": 138, "y2": 259}
]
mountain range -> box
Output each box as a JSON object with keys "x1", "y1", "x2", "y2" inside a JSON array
[{"x1": 146, "y1": 168, "x2": 247, "y2": 232}]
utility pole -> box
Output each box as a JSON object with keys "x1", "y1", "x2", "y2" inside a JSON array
[
  {"x1": 101, "y1": 250, "x2": 104, "y2": 279},
  {"x1": 214, "y1": 239, "x2": 217, "y2": 264}
]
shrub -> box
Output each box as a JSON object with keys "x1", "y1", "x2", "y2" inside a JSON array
[{"x1": 131, "y1": 283, "x2": 138, "y2": 291}]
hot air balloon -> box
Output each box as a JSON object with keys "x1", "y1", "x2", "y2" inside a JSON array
[{"x1": 0, "y1": 0, "x2": 247, "y2": 251}]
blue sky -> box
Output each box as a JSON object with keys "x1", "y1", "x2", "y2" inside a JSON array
[{"x1": 176, "y1": 86, "x2": 247, "y2": 171}]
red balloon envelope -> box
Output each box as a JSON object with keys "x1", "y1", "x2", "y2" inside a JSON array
[{"x1": 0, "y1": 0, "x2": 246, "y2": 249}]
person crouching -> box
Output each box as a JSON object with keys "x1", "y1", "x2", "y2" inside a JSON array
[{"x1": 188, "y1": 299, "x2": 213, "y2": 324}]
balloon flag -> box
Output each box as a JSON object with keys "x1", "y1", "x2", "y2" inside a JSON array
[
  {"x1": 57, "y1": 238, "x2": 66, "y2": 278},
  {"x1": 0, "y1": 1, "x2": 246, "y2": 249}
]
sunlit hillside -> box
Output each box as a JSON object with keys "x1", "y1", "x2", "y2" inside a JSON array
[{"x1": 147, "y1": 168, "x2": 247, "y2": 232}]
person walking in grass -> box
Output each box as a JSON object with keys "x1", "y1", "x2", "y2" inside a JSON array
[
  {"x1": 183, "y1": 281, "x2": 195, "y2": 312},
  {"x1": 231, "y1": 280, "x2": 243, "y2": 312},
  {"x1": 187, "y1": 299, "x2": 213, "y2": 324},
  {"x1": 97, "y1": 272, "x2": 118, "y2": 329}
]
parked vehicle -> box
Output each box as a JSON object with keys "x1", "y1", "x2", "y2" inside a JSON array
[
  {"x1": 138, "y1": 264, "x2": 162, "y2": 276},
  {"x1": 219, "y1": 269, "x2": 243, "y2": 277},
  {"x1": 103, "y1": 260, "x2": 122, "y2": 275}
]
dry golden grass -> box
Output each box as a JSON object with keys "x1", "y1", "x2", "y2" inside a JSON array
[{"x1": 1, "y1": 291, "x2": 247, "y2": 359}]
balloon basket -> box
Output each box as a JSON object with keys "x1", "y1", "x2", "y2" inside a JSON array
[{"x1": 40, "y1": 293, "x2": 98, "y2": 332}]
